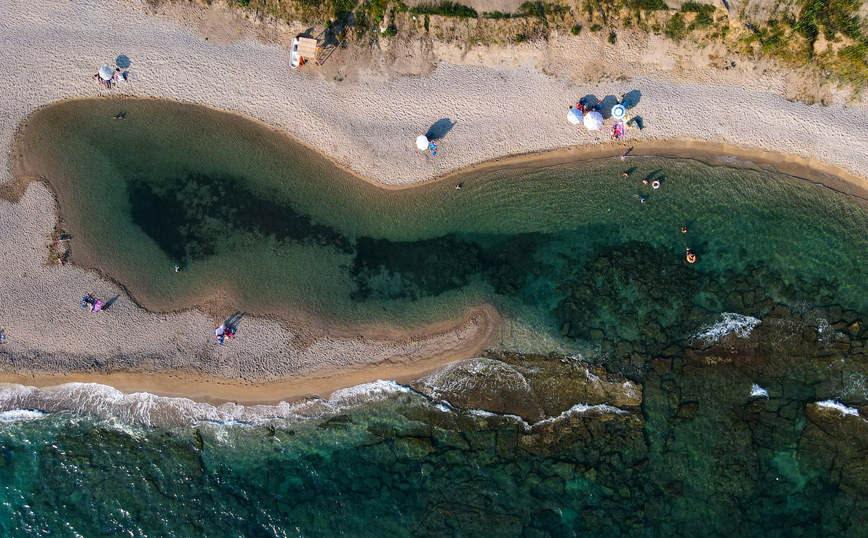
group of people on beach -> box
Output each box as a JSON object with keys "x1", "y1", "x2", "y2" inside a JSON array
[
  {"x1": 80, "y1": 294, "x2": 105, "y2": 313},
  {"x1": 93, "y1": 67, "x2": 127, "y2": 88},
  {"x1": 214, "y1": 324, "x2": 236, "y2": 344},
  {"x1": 574, "y1": 95, "x2": 635, "y2": 141}
]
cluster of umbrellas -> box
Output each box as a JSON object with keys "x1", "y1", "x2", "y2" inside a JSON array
[{"x1": 568, "y1": 103, "x2": 626, "y2": 131}]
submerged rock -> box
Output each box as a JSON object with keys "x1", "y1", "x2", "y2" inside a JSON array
[{"x1": 412, "y1": 354, "x2": 642, "y2": 424}]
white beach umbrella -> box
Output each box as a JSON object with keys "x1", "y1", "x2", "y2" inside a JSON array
[
  {"x1": 611, "y1": 104, "x2": 626, "y2": 120},
  {"x1": 416, "y1": 135, "x2": 429, "y2": 150},
  {"x1": 583, "y1": 110, "x2": 603, "y2": 131},
  {"x1": 98, "y1": 65, "x2": 113, "y2": 80},
  {"x1": 567, "y1": 108, "x2": 582, "y2": 125}
]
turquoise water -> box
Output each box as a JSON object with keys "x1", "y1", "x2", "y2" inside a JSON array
[{"x1": 4, "y1": 98, "x2": 868, "y2": 535}]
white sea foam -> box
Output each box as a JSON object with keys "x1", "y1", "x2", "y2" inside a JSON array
[
  {"x1": 815, "y1": 400, "x2": 861, "y2": 417},
  {"x1": 0, "y1": 379, "x2": 420, "y2": 429},
  {"x1": 467, "y1": 402, "x2": 629, "y2": 432},
  {"x1": 693, "y1": 313, "x2": 761, "y2": 343},
  {"x1": 534, "y1": 403, "x2": 627, "y2": 427},
  {"x1": 750, "y1": 384, "x2": 769, "y2": 399},
  {"x1": 0, "y1": 409, "x2": 46, "y2": 423},
  {"x1": 418, "y1": 357, "x2": 533, "y2": 401}
]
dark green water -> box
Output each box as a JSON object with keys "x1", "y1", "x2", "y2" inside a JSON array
[{"x1": 4, "y1": 98, "x2": 868, "y2": 536}]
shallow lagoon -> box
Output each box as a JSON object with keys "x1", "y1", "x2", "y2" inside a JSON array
[{"x1": 15, "y1": 98, "x2": 868, "y2": 350}]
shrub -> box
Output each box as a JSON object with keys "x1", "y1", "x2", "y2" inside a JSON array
[
  {"x1": 665, "y1": 12, "x2": 688, "y2": 40},
  {"x1": 629, "y1": 0, "x2": 668, "y2": 10},
  {"x1": 608, "y1": 31, "x2": 617, "y2": 43},
  {"x1": 483, "y1": 10, "x2": 507, "y2": 18},
  {"x1": 680, "y1": 1, "x2": 712, "y2": 12},
  {"x1": 520, "y1": 1, "x2": 547, "y2": 17},
  {"x1": 571, "y1": 24, "x2": 582, "y2": 35},
  {"x1": 515, "y1": 33, "x2": 527, "y2": 42},
  {"x1": 381, "y1": 26, "x2": 397, "y2": 37},
  {"x1": 590, "y1": 23, "x2": 602, "y2": 31},
  {"x1": 410, "y1": 1, "x2": 478, "y2": 18}
]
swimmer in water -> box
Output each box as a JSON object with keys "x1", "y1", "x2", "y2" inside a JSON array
[
  {"x1": 681, "y1": 227, "x2": 687, "y2": 234},
  {"x1": 174, "y1": 264, "x2": 180, "y2": 272},
  {"x1": 455, "y1": 183, "x2": 463, "y2": 190},
  {"x1": 622, "y1": 172, "x2": 629, "y2": 179}
]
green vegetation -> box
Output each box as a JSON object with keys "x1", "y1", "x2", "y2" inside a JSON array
[
  {"x1": 665, "y1": 12, "x2": 687, "y2": 41},
  {"x1": 628, "y1": 0, "x2": 668, "y2": 10},
  {"x1": 796, "y1": 0, "x2": 862, "y2": 41},
  {"x1": 681, "y1": 1, "x2": 715, "y2": 28},
  {"x1": 515, "y1": 1, "x2": 569, "y2": 19},
  {"x1": 410, "y1": 1, "x2": 478, "y2": 18},
  {"x1": 213, "y1": 0, "x2": 868, "y2": 91}
]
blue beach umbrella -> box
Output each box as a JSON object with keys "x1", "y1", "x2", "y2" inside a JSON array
[
  {"x1": 611, "y1": 104, "x2": 626, "y2": 120},
  {"x1": 567, "y1": 108, "x2": 582, "y2": 125}
]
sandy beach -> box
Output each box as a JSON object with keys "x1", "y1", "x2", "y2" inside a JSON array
[{"x1": 2, "y1": 0, "x2": 868, "y2": 402}]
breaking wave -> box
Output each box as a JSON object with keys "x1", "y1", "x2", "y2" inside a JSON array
[
  {"x1": 0, "y1": 380, "x2": 413, "y2": 429},
  {"x1": 750, "y1": 384, "x2": 769, "y2": 399},
  {"x1": 814, "y1": 400, "x2": 861, "y2": 417},
  {"x1": 693, "y1": 312, "x2": 761, "y2": 343},
  {"x1": 0, "y1": 409, "x2": 47, "y2": 423},
  {"x1": 0, "y1": 357, "x2": 635, "y2": 431}
]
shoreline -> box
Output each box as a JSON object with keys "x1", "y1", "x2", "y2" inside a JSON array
[
  {"x1": 9, "y1": 96, "x2": 868, "y2": 201},
  {"x1": 0, "y1": 304, "x2": 499, "y2": 406},
  {"x1": 2, "y1": 0, "x2": 868, "y2": 407}
]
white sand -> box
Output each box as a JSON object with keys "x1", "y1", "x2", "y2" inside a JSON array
[{"x1": 1, "y1": 0, "x2": 867, "y2": 401}]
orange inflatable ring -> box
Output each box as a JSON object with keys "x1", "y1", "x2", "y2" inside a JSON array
[{"x1": 686, "y1": 251, "x2": 697, "y2": 264}]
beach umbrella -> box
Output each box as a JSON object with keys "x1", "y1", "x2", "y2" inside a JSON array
[
  {"x1": 416, "y1": 135, "x2": 429, "y2": 150},
  {"x1": 583, "y1": 110, "x2": 603, "y2": 131},
  {"x1": 567, "y1": 108, "x2": 582, "y2": 125},
  {"x1": 98, "y1": 65, "x2": 113, "y2": 80},
  {"x1": 611, "y1": 104, "x2": 626, "y2": 120}
]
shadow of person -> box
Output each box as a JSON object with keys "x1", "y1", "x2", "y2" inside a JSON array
[
  {"x1": 224, "y1": 311, "x2": 244, "y2": 331},
  {"x1": 426, "y1": 118, "x2": 456, "y2": 140},
  {"x1": 116, "y1": 55, "x2": 131, "y2": 69},
  {"x1": 579, "y1": 94, "x2": 601, "y2": 108},
  {"x1": 623, "y1": 89, "x2": 641, "y2": 109},
  {"x1": 103, "y1": 295, "x2": 121, "y2": 310}
]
